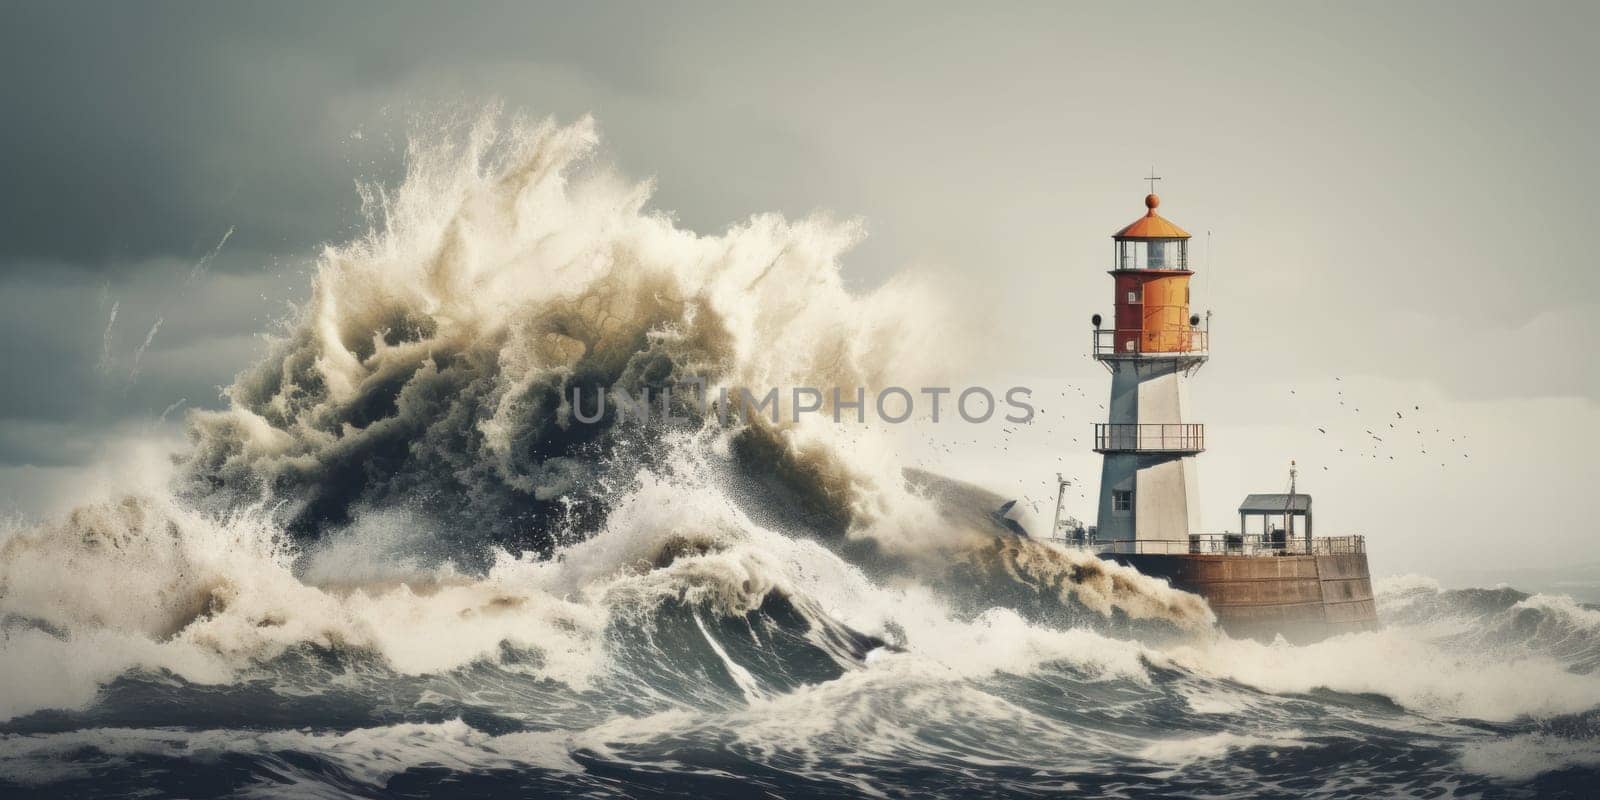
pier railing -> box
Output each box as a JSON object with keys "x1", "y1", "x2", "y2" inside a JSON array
[
  {"x1": 1093, "y1": 423, "x2": 1205, "y2": 453},
  {"x1": 1100, "y1": 534, "x2": 1365, "y2": 557}
]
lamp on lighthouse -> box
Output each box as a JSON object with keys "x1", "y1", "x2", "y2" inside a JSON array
[{"x1": 1108, "y1": 190, "x2": 1197, "y2": 355}]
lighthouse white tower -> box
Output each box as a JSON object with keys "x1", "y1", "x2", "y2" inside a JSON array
[{"x1": 1093, "y1": 189, "x2": 1208, "y2": 550}]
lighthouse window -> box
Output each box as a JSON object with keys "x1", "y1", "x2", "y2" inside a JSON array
[
  {"x1": 1112, "y1": 489, "x2": 1133, "y2": 512},
  {"x1": 1117, "y1": 240, "x2": 1189, "y2": 270},
  {"x1": 1127, "y1": 289, "x2": 1141, "y2": 304},
  {"x1": 1148, "y1": 241, "x2": 1170, "y2": 268}
]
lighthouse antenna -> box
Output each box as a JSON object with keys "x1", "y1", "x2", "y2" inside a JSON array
[
  {"x1": 1051, "y1": 473, "x2": 1071, "y2": 542},
  {"x1": 1286, "y1": 460, "x2": 1298, "y2": 540},
  {"x1": 1145, "y1": 167, "x2": 1162, "y2": 195}
]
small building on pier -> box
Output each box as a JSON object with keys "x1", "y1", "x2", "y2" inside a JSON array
[{"x1": 1238, "y1": 493, "x2": 1312, "y2": 550}]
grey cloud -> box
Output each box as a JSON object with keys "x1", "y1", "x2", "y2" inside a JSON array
[
  {"x1": 0, "y1": 2, "x2": 712, "y2": 270},
  {"x1": 0, "y1": 263, "x2": 298, "y2": 465},
  {"x1": 0, "y1": 420, "x2": 102, "y2": 469}
]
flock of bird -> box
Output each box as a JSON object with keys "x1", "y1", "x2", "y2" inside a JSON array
[{"x1": 1311, "y1": 376, "x2": 1471, "y2": 472}]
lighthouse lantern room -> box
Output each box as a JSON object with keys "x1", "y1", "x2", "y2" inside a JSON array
[{"x1": 1093, "y1": 189, "x2": 1209, "y2": 550}]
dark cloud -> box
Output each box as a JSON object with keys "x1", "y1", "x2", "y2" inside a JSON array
[
  {"x1": 0, "y1": 420, "x2": 102, "y2": 469},
  {"x1": 0, "y1": 263, "x2": 297, "y2": 466},
  {"x1": 0, "y1": 2, "x2": 714, "y2": 271},
  {"x1": 2, "y1": 4, "x2": 374, "y2": 267}
]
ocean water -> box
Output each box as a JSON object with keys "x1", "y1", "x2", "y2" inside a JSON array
[
  {"x1": 3, "y1": 492, "x2": 1597, "y2": 799},
  {"x1": 2, "y1": 114, "x2": 1597, "y2": 799}
]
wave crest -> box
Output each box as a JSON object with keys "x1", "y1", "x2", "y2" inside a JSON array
[{"x1": 177, "y1": 112, "x2": 950, "y2": 557}]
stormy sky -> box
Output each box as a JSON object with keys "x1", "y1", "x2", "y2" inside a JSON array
[{"x1": 2, "y1": 2, "x2": 1596, "y2": 587}]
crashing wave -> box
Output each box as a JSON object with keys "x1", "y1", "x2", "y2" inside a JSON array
[{"x1": 176, "y1": 112, "x2": 953, "y2": 558}]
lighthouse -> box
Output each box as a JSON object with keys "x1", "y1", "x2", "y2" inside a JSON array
[
  {"x1": 1093, "y1": 188, "x2": 1208, "y2": 551},
  {"x1": 1054, "y1": 184, "x2": 1377, "y2": 642}
]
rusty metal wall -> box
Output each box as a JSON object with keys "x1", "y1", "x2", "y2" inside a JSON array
[{"x1": 1113, "y1": 551, "x2": 1379, "y2": 642}]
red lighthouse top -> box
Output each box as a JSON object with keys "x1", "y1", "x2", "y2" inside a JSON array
[{"x1": 1113, "y1": 194, "x2": 1191, "y2": 240}]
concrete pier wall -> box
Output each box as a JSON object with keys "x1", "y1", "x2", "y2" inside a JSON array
[{"x1": 1111, "y1": 551, "x2": 1378, "y2": 642}]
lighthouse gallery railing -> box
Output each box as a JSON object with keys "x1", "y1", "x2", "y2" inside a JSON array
[
  {"x1": 1093, "y1": 423, "x2": 1205, "y2": 453},
  {"x1": 1093, "y1": 328, "x2": 1208, "y2": 356}
]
